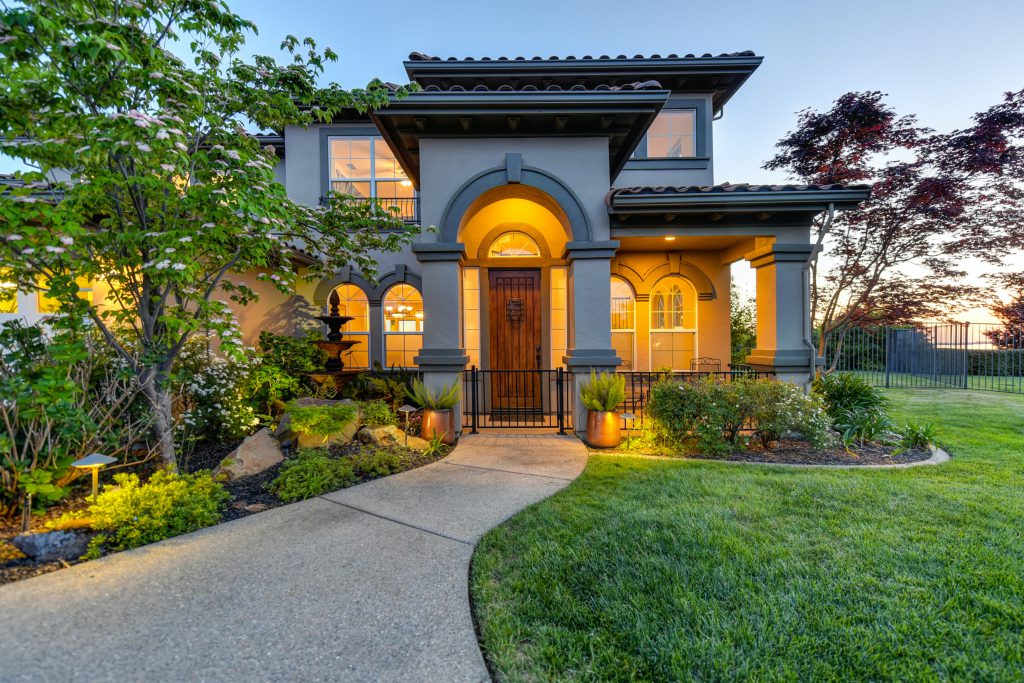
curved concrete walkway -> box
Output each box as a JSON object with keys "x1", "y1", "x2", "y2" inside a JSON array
[{"x1": 0, "y1": 433, "x2": 587, "y2": 682}]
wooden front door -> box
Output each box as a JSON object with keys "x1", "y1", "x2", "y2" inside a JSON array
[{"x1": 488, "y1": 269, "x2": 542, "y2": 410}]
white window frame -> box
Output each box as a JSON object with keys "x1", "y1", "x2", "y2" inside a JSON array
[
  {"x1": 649, "y1": 276, "x2": 699, "y2": 371},
  {"x1": 327, "y1": 135, "x2": 411, "y2": 200},
  {"x1": 381, "y1": 283, "x2": 423, "y2": 369},
  {"x1": 610, "y1": 276, "x2": 636, "y2": 371}
]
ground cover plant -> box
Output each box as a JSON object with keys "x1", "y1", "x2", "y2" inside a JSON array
[{"x1": 471, "y1": 389, "x2": 1024, "y2": 681}]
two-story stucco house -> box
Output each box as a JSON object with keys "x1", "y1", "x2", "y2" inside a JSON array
[{"x1": 2, "y1": 50, "x2": 869, "y2": 437}]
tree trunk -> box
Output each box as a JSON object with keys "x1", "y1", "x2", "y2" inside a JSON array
[{"x1": 141, "y1": 372, "x2": 177, "y2": 469}]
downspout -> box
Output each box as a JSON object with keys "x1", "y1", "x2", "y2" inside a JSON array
[{"x1": 803, "y1": 203, "x2": 836, "y2": 385}]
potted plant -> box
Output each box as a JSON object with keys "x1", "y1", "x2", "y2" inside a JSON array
[
  {"x1": 580, "y1": 370, "x2": 626, "y2": 448},
  {"x1": 407, "y1": 378, "x2": 460, "y2": 445}
]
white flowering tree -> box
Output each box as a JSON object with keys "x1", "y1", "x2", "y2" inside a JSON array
[{"x1": 0, "y1": 1, "x2": 418, "y2": 467}]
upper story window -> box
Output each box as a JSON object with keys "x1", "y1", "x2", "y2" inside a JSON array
[
  {"x1": 328, "y1": 136, "x2": 416, "y2": 220},
  {"x1": 0, "y1": 279, "x2": 17, "y2": 314},
  {"x1": 633, "y1": 109, "x2": 697, "y2": 159}
]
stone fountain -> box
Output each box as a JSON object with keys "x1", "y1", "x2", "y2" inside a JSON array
[{"x1": 309, "y1": 289, "x2": 363, "y2": 388}]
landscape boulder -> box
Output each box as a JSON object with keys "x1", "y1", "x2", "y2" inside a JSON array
[
  {"x1": 357, "y1": 424, "x2": 431, "y2": 452},
  {"x1": 213, "y1": 427, "x2": 284, "y2": 481},
  {"x1": 275, "y1": 397, "x2": 362, "y2": 449},
  {"x1": 12, "y1": 529, "x2": 91, "y2": 562}
]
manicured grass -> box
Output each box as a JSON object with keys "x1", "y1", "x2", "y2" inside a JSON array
[{"x1": 471, "y1": 390, "x2": 1024, "y2": 681}]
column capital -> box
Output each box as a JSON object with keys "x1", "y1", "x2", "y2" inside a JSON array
[
  {"x1": 746, "y1": 243, "x2": 817, "y2": 269},
  {"x1": 412, "y1": 242, "x2": 466, "y2": 263},
  {"x1": 562, "y1": 348, "x2": 622, "y2": 368},
  {"x1": 413, "y1": 347, "x2": 469, "y2": 372},
  {"x1": 562, "y1": 240, "x2": 620, "y2": 260}
]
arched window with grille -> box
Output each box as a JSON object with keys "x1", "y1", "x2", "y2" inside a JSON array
[
  {"x1": 382, "y1": 284, "x2": 423, "y2": 368},
  {"x1": 650, "y1": 276, "x2": 697, "y2": 370},
  {"x1": 330, "y1": 284, "x2": 370, "y2": 369},
  {"x1": 610, "y1": 276, "x2": 636, "y2": 370}
]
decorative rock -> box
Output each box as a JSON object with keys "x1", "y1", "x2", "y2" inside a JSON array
[
  {"x1": 212, "y1": 427, "x2": 285, "y2": 482},
  {"x1": 357, "y1": 424, "x2": 431, "y2": 452},
  {"x1": 12, "y1": 530, "x2": 91, "y2": 562},
  {"x1": 243, "y1": 503, "x2": 268, "y2": 513},
  {"x1": 276, "y1": 398, "x2": 362, "y2": 450}
]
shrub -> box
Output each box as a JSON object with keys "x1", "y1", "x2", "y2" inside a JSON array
[
  {"x1": 747, "y1": 380, "x2": 834, "y2": 449},
  {"x1": 350, "y1": 448, "x2": 403, "y2": 478},
  {"x1": 835, "y1": 408, "x2": 896, "y2": 448},
  {"x1": 78, "y1": 470, "x2": 229, "y2": 558},
  {"x1": 580, "y1": 371, "x2": 626, "y2": 412},
  {"x1": 174, "y1": 337, "x2": 260, "y2": 448},
  {"x1": 407, "y1": 378, "x2": 460, "y2": 410},
  {"x1": 247, "y1": 331, "x2": 327, "y2": 414},
  {"x1": 269, "y1": 449, "x2": 355, "y2": 501},
  {"x1": 812, "y1": 371, "x2": 889, "y2": 421},
  {"x1": 286, "y1": 402, "x2": 358, "y2": 436},
  {"x1": 895, "y1": 421, "x2": 938, "y2": 452},
  {"x1": 360, "y1": 400, "x2": 396, "y2": 426},
  {"x1": 0, "y1": 319, "x2": 151, "y2": 520}
]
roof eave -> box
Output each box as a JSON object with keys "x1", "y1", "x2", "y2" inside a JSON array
[{"x1": 609, "y1": 188, "x2": 872, "y2": 214}]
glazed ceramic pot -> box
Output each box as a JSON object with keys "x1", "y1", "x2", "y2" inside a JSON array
[
  {"x1": 421, "y1": 408, "x2": 456, "y2": 445},
  {"x1": 586, "y1": 410, "x2": 621, "y2": 448}
]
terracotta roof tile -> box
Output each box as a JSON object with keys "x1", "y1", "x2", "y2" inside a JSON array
[
  {"x1": 606, "y1": 183, "x2": 872, "y2": 206},
  {"x1": 412, "y1": 80, "x2": 663, "y2": 93}
]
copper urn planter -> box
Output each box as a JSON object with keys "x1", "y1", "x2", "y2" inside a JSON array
[
  {"x1": 586, "y1": 410, "x2": 622, "y2": 448},
  {"x1": 421, "y1": 408, "x2": 456, "y2": 445}
]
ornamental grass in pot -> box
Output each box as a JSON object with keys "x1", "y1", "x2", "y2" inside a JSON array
[
  {"x1": 580, "y1": 370, "x2": 626, "y2": 448},
  {"x1": 407, "y1": 378, "x2": 460, "y2": 445}
]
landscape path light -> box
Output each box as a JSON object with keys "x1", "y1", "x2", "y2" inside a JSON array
[
  {"x1": 621, "y1": 412, "x2": 637, "y2": 450},
  {"x1": 398, "y1": 405, "x2": 418, "y2": 446},
  {"x1": 70, "y1": 453, "x2": 118, "y2": 502}
]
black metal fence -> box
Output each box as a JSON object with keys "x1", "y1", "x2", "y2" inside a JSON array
[
  {"x1": 464, "y1": 367, "x2": 574, "y2": 433},
  {"x1": 825, "y1": 323, "x2": 1024, "y2": 394}
]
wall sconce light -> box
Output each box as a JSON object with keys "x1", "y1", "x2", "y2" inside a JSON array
[
  {"x1": 664, "y1": 236, "x2": 676, "y2": 242},
  {"x1": 70, "y1": 453, "x2": 118, "y2": 502},
  {"x1": 398, "y1": 405, "x2": 418, "y2": 445}
]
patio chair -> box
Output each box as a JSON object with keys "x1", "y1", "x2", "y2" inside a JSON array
[{"x1": 689, "y1": 357, "x2": 722, "y2": 373}]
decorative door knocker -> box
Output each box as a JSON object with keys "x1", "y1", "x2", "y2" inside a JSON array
[{"x1": 506, "y1": 298, "x2": 524, "y2": 322}]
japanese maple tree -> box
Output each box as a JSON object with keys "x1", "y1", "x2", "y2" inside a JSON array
[
  {"x1": 765, "y1": 90, "x2": 1024, "y2": 360},
  {"x1": 0, "y1": 0, "x2": 418, "y2": 467}
]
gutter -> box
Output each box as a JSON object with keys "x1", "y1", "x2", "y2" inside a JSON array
[{"x1": 803, "y1": 203, "x2": 835, "y2": 384}]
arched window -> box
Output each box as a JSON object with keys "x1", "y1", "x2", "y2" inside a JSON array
[
  {"x1": 650, "y1": 276, "x2": 697, "y2": 370},
  {"x1": 382, "y1": 284, "x2": 423, "y2": 368},
  {"x1": 488, "y1": 231, "x2": 540, "y2": 258},
  {"x1": 610, "y1": 276, "x2": 635, "y2": 370},
  {"x1": 330, "y1": 284, "x2": 370, "y2": 369}
]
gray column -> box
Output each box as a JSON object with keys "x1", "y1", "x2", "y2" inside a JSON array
[
  {"x1": 411, "y1": 242, "x2": 470, "y2": 435},
  {"x1": 745, "y1": 243, "x2": 816, "y2": 386},
  {"x1": 562, "y1": 241, "x2": 621, "y2": 436}
]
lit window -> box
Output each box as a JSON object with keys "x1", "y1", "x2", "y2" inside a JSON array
[
  {"x1": 463, "y1": 268, "x2": 481, "y2": 368},
  {"x1": 488, "y1": 231, "x2": 540, "y2": 258},
  {"x1": 638, "y1": 109, "x2": 696, "y2": 158},
  {"x1": 0, "y1": 280, "x2": 16, "y2": 314},
  {"x1": 37, "y1": 275, "x2": 92, "y2": 314},
  {"x1": 610, "y1": 277, "x2": 635, "y2": 370},
  {"x1": 650, "y1": 276, "x2": 697, "y2": 370},
  {"x1": 331, "y1": 284, "x2": 370, "y2": 370},
  {"x1": 382, "y1": 284, "x2": 423, "y2": 368},
  {"x1": 328, "y1": 136, "x2": 415, "y2": 220},
  {"x1": 550, "y1": 267, "x2": 567, "y2": 368}
]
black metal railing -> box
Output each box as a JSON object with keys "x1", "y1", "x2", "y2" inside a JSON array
[
  {"x1": 825, "y1": 323, "x2": 1024, "y2": 394},
  {"x1": 318, "y1": 195, "x2": 419, "y2": 223},
  {"x1": 464, "y1": 367, "x2": 573, "y2": 433}
]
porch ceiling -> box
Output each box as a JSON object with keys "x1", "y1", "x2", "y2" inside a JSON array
[
  {"x1": 371, "y1": 88, "x2": 669, "y2": 187},
  {"x1": 614, "y1": 235, "x2": 751, "y2": 252}
]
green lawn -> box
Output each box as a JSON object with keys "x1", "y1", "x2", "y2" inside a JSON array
[{"x1": 470, "y1": 390, "x2": 1024, "y2": 681}]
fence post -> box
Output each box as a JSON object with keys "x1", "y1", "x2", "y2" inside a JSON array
[
  {"x1": 884, "y1": 327, "x2": 891, "y2": 388},
  {"x1": 556, "y1": 367, "x2": 565, "y2": 435},
  {"x1": 470, "y1": 366, "x2": 479, "y2": 434},
  {"x1": 962, "y1": 323, "x2": 970, "y2": 390}
]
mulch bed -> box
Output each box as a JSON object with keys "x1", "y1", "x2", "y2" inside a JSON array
[
  {"x1": 700, "y1": 439, "x2": 932, "y2": 466},
  {"x1": 594, "y1": 438, "x2": 932, "y2": 466},
  {"x1": 0, "y1": 494, "x2": 92, "y2": 586}
]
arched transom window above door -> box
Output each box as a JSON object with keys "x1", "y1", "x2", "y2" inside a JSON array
[{"x1": 487, "y1": 231, "x2": 541, "y2": 258}]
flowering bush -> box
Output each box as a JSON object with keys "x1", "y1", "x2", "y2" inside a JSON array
[
  {"x1": 173, "y1": 335, "x2": 260, "y2": 450},
  {"x1": 647, "y1": 377, "x2": 834, "y2": 454}
]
